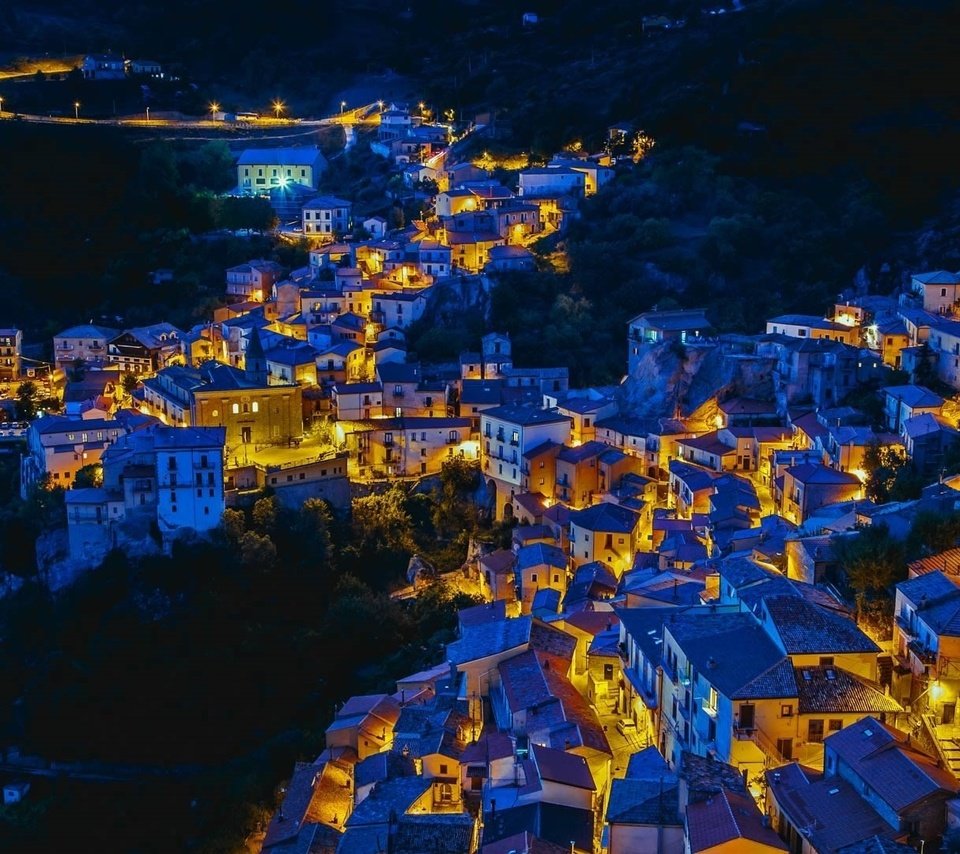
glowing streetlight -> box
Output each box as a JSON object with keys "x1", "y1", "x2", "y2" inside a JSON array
[
  {"x1": 0, "y1": 96, "x2": 4, "y2": 116},
  {"x1": 145, "y1": 106, "x2": 150, "y2": 122},
  {"x1": 340, "y1": 100, "x2": 347, "y2": 116},
  {"x1": 74, "y1": 101, "x2": 80, "y2": 120},
  {"x1": 210, "y1": 102, "x2": 220, "y2": 122},
  {"x1": 273, "y1": 99, "x2": 284, "y2": 119},
  {"x1": 377, "y1": 100, "x2": 384, "y2": 112}
]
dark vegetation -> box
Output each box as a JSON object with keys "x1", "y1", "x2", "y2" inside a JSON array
[
  {"x1": 0, "y1": 462, "x2": 490, "y2": 850},
  {"x1": 830, "y1": 511, "x2": 960, "y2": 641}
]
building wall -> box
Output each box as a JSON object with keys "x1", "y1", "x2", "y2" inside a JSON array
[
  {"x1": 610, "y1": 824, "x2": 684, "y2": 854},
  {"x1": 54, "y1": 334, "x2": 110, "y2": 367},
  {"x1": 155, "y1": 446, "x2": 224, "y2": 534},
  {"x1": 193, "y1": 386, "x2": 303, "y2": 450},
  {"x1": 519, "y1": 563, "x2": 566, "y2": 614},
  {"x1": 569, "y1": 521, "x2": 638, "y2": 575},
  {"x1": 482, "y1": 414, "x2": 571, "y2": 517},
  {"x1": 238, "y1": 161, "x2": 320, "y2": 191}
]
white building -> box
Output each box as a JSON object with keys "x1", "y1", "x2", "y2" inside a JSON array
[
  {"x1": 480, "y1": 404, "x2": 572, "y2": 518},
  {"x1": 53, "y1": 323, "x2": 120, "y2": 369},
  {"x1": 302, "y1": 196, "x2": 352, "y2": 237},
  {"x1": 21, "y1": 415, "x2": 123, "y2": 496}
]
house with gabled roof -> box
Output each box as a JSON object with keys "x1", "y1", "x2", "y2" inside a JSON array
[
  {"x1": 479, "y1": 548, "x2": 518, "y2": 604},
  {"x1": 766, "y1": 314, "x2": 861, "y2": 346},
  {"x1": 53, "y1": 323, "x2": 120, "y2": 370},
  {"x1": 912, "y1": 269, "x2": 960, "y2": 315},
  {"x1": 302, "y1": 195, "x2": 352, "y2": 238},
  {"x1": 481, "y1": 404, "x2": 572, "y2": 520},
  {"x1": 261, "y1": 756, "x2": 349, "y2": 852},
  {"x1": 893, "y1": 570, "x2": 960, "y2": 723},
  {"x1": 515, "y1": 542, "x2": 567, "y2": 614},
  {"x1": 446, "y1": 614, "x2": 575, "y2": 700},
  {"x1": 760, "y1": 595, "x2": 880, "y2": 679},
  {"x1": 686, "y1": 787, "x2": 787, "y2": 853},
  {"x1": 237, "y1": 147, "x2": 326, "y2": 193},
  {"x1": 669, "y1": 460, "x2": 721, "y2": 519},
  {"x1": 605, "y1": 746, "x2": 684, "y2": 854},
  {"x1": 767, "y1": 716, "x2": 959, "y2": 853},
  {"x1": 883, "y1": 384, "x2": 944, "y2": 433},
  {"x1": 324, "y1": 693, "x2": 401, "y2": 761},
  {"x1": 777, "y1": 463, "x2": 863, "y2": 525},
  {"x1": 568, "y1": 502, "x2": 641, "y2": 576}
]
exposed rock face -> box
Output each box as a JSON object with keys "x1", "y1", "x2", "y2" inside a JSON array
[
  {"x1": 619, "y1": 339, "x2": 776, "y2": 419},
  {"x1": 406, "y1": 553, "x2": 437, "y2": 589}
]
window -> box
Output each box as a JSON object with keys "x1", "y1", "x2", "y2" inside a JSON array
[
  {"x1": 819, "y1": 656, "x2": 834, "y2": 666},
  {"x1": 553, "y1": 574, "x2": 559, "y2": 583},
  {"x1": 808, "y1": 719, "x2": 825, "y2": 743},
  {"x1": 232, "y1": 403, "x2": 239, "y2": 414},
  {"x1": 828, "y1": 719, "x2": 843, "y2": 732},
  {"x1": 531, "y1": 573, "x2": 538, "y2": 583},
  {"x1": 706, "y1": 687, "x2": 718, "y2": 712},
  {"x1": 252, "y1": 401, "x2": 259, "y2": 413},
  {"x1": 603, "y1": 663, "x2": 614, "y2": 680},
  {"x1": 439, "y1": 764, "x2": 448, "y2": 775}
]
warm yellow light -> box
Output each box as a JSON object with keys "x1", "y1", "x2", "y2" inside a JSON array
[
  {"x1": 273, "y1": 99, "x2": 284, "y2": 118},
  {"x1": 932, "y1": 680, "x2": 944, "y2": 702}
]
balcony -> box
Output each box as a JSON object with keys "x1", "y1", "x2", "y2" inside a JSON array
[
  {"x1": 908, "y1": 639, "x2": 937, "y2": 666},
  {"x1": 895, "y1": 615, "x2": 917, "y2": 638}
]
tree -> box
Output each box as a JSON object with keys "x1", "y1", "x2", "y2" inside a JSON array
[
  {"x1": 906, "y1": 510, "x2": 960, "y2": 559},
  {"x1": 294, "y1": 499, "x2": 334, "y2": 569},
  {"x1": 351, "y1": 486, "x2": 415, "y2": 554},
  {"x1": 861, "y1": 439, "x2": 921, "y2": 503},
  {"x1": 121, "y1": 373, "x2": 139, "y2": 395},
  {"x1": 73, "y1": 464, "x2": 103, "y2": 489},
  {"x1": 832, "y1": 525, "x2": 905, "y2": 619},
  {"x1": 238, "y1": 530, "x2": 277, "y2": 571},
  {"x1": 68, "y1": 358, "x2": 87, "y2": 381},
  {"x1": 14, "y1": 382, "x2": 36, "y2": 421},
  {"x1": 220, "y1": 508, "x2": 246, "y2": 543},
  {"x1": 252, "y1": 496, "x2": 279, "y2": 535}
]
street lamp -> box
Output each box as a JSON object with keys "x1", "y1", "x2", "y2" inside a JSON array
[
  {"x1": 340, "y1": 100, "x2": 347, "y2": 117},
  {"x1": 272, "y1": 99, "x2": 284, "y2": 119},
  {"x1": 74, "y1": 101, "x2": 80, "y2": 120},
  {"x1": 210, "y1": 102, "x2": 220, "y2": 122},
  {"x1": 145, "y1": 106, "x2": 150, "y2": 122},
  {"x1": 0, "y1": 96, "x2": 4, "y2": 116},
  {"x1": 377, "y1": 100, "x2": 384, "y2": 112}
]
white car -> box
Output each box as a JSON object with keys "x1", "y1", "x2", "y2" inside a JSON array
[{"x1": 616, "y1": 719, "x2": 637, "y2": 737}]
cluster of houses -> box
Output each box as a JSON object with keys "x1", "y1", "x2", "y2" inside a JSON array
[
  {"x1": 9, "y1": 110, "x2": 960, "y2": 847},
  {"x1": 261, "y1": 527, "x2": 960, "y2": 852},
  {"x1": 252, "y1": 276, "x2": 960, "y2": 849},
  {"x1": 79, "y1": 54, "x2": 164, "y2": 80},
  {"x1": 236, "y1": 101, "x2": 614, "y2": 276}
]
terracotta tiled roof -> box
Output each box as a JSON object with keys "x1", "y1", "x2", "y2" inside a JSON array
[
  {"x1": 685, "y1": 789, "x2": 786, "y2": 852},
  {"x1": 794, "y1": 666, "x2": 902, "y2": 714},
  {"x1": 826, "y1": 716, "x2": 959, "y2": 811}
]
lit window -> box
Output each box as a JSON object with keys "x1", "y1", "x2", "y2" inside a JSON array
[
  {"x1": 232, "y1": 403, "x2": 239, "y2": 414},
  {"x1": 252, "y1": 401, "x2": 259, "y2": 413}
]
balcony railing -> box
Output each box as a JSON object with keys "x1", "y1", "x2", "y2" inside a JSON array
[{"x1": 734, "y1": 725, "x2": 788, "y2": 765}]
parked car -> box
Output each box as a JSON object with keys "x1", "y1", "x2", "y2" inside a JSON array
[{"x1": 616, "y1": 718, "x2": 637, "y2": 737}]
